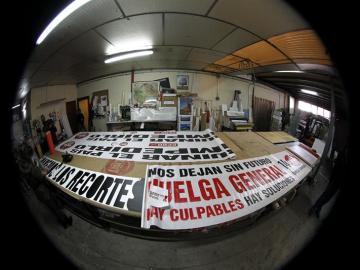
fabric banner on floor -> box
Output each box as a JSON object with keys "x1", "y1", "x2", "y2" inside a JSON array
[
  {"x1": 55, "y1": 129, "x2": 236, "y2": 162},
  {"x1": 141, "y1": 150, "x2": 311, "y2": 230},
  {"x1": 39, "y1": 156, "x2": 140, "y2": 212}
]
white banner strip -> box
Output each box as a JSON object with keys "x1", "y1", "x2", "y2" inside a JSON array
[
  {"x1": 56, "y1": 130, "x2": 235, "y2": 163},
  {"x1": 39, "y1": 156, "x2": 140, "y2": 212},
  {"x1": 141, "y1": 150, "x2": 311, "y2": 230}
]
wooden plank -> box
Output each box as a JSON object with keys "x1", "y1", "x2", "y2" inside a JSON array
[
  {"x1": 256, "y1": 131, "x2": 297, "y2": 144},
  {"x1": 222, "y1": 132, "x2": 283, "y2": 158}
]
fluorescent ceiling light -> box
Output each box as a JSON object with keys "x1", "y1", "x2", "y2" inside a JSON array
[
  {"x1": 36, "y1": 0, "x2": 92, "y2": 45},
  {"x1": 107, "y1": 45, "x2": 153, "y2": 55},
  {"x1": 301, "y1": 89, "x2": 318, "y2": 96},
  {"x1": 12, "y1": 104, "x2": 20, "y2": 109},
  {"x1": 275, "y1": 70, "x2": 304, "y2": 73},
  {"x1": 105, "y1": 50, "x2": 153, "y2": 64}
]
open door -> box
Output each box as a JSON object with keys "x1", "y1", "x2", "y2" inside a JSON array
[{"x1": 77, "y1": 97, "x2": 90, "y2": 131}]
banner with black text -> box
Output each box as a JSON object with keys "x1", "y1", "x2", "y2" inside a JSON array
[
  {"x1": 56, "y1": 130, "x2": 235, "y2": 162},
  {"x1": 40, "y1": 156, "x2": 140, "y2": 212}
]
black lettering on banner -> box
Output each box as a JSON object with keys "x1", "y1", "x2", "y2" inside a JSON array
[
  {"x1": 55, "y1": 167, "x2": 71, "y2": 183},
  {"x1": 59, "y1": 168, "x2": 76, "y2": 185},
  {"x1": 122, "y1": 148, "x2": 142, "y2": 153},
  {"x1": 66, "y1": 170, "x2": 84, "y2": 189},
  {"x1": 95, "y1": 146, "x2": 112, "y2": 152},
  {"x1": 86, "y1": 175, "x2": 105, "y2": 199},
  {"x1": 164, "y1": 148, "x2": 188, "y2": 155},
  {"x1": 111, "y1": 147, "x2": 121, "y2": 153},
  {"x1": 167, "y1": 169, "x2": 175, "y2": 177},
  {"x1": 142, "y1": 155, "x2": 160, "y2": 161},
  {"x1": 78, "y1": 173, "x2": 96, "y2": 195},
  {"x1": 148, "y1": 168, "x2": 158, "y2": 177},
  {"x1": 190, "y1": 146, "x2": 221, "y2": 154},
  {"x1": 114, "y1": 179, "x2": 132, "y2": 208},
  {"x1": 106, "y1": 178, "x2": 124, "y2": 205},
  {"x1": 75, "y1": 145, "x2": 86, "y2": 149},
  {"x1": 94, "y1": 176, "x2": 114, "y2": 203},
  {"x1": 144, "y1": 148, "x2": 163, "y2": 154},
  {"x1": 90, "y1": 152, "x2": 103, "y2": 157},
  {"x1": 71, "y1": 172, "x2": 90, "y2": 192}
]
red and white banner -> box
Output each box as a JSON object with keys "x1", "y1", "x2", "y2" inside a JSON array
[
  {"x1": 141, "y1": 151, "x2": 311, "y2": 230},
  {"x1": 56, "y1": 130, "x2": 235, "y2": 162}
]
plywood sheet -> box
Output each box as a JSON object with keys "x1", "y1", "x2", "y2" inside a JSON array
[
  {"x1": 256, "y1": 131, "x2": 297, "y2": 144},
  {"x1": 222, "y1": 132, "x2": 282, "y2": 159}
]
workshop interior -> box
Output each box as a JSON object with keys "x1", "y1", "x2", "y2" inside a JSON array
[{"x1": 10, "y1": 0, "x2": 350, "y2": 269}]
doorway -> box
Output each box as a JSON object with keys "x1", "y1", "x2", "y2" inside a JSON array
[
  {"x1": 66, "y1": 101, "x2": 77, "y2": 133},
  {"x1": 77, "y1": 97, "x2": 90, "y2": 131},
  {"x1": 253, "y1": 97, "x2": 275, "y2": 131}
]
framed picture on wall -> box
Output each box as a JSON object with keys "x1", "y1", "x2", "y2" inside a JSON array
[
  {"x1": 176, "y1": 75, "x2": 189, "y2": 90},
  {"x1": 132, "y1": 81, "x2": 160, "y2": 106},
  {"x1": 91, "y1": 89, "x2": 109, "y2": 118}
]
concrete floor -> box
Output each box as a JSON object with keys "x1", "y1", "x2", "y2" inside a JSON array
[{"x1": 20, "y1": 162, "x2": 337, "y2": 270}]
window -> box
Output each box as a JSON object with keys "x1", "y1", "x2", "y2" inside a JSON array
[
  {"x1": 289, "y1": 96, "x2": 295, "y2": 114},
  {"x1": 298, "y1": 100, "x2": 330, "y2": 119}
]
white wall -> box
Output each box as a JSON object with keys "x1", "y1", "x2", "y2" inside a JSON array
[
  {"x1": 79, "y1": 70, "x2": 285, "y2": 109},
  {"x1": 77, "y1": 70, "x2": 286, "y2": 130},
  {"x1": 31, "y1": 84, "x2": 77, "y2": 121}
]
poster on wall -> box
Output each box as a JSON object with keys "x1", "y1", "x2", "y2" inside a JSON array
[
  {"x1": 132, "y1": 81, "x2": 160, "y2": 106},
  {"x1": 39, "y1": 156, "x2": 140, "y2": 212},
  {"x1": 56, "y1": 130, "x2": 236, "y2": 162},
  {"x1": 141, "y1": 150, "x2": 311, "y2": 230},
  {"x1": 176, "y1": 75, "x2": 189, "y2": 90}
]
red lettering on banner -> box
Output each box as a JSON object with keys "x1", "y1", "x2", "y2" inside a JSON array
[
  {"x1": 147, "y1": 207, "x2": 165, "y2": 220},
  {"x1": 213, "y1": 178, "x2": 231, "y2": 198},
  {"x1": 255, "y1": 169, "x2": 270, "y2": 183},
  {"x1": 170, "y1": 209, "x2": 178, "y2": 221},
  {"x1": 271, "y1": 165, "x2": 285, "y2": 177},
  {"x1": 196, "y1": 206, "x2": 206, "y2": 219},
  {"x1": 186, "y1": 181, "x2": 201, "y2": 202},
  {"x1": 238, "y1": 173, "x2": 254, "y2": 190},
  {"x1": 180, "y1": 208, "x2": 189, "y2": 220},
  {"x1": 189, "y1": 208, "x2": 197, "y2": 220},
  {"x1": 221, "y1": 203, "x2": 231, "y2": 214},
  {"x1": 235, "y1": 199, "x2": 244, "y2": 209},
  {"x1": 229, "y1": 175, "x2": 246, "y2": 193},
  {"x1": 213, "y1": 204, "x2": 223, "y2": 215},
  {"x1": 174, "y1": 181, "x2": 187, "y2": 203},
  {"x1": 198, "y1": 179, "x2": 216, "y2": 200},
  {"x1": 246, "y1": 171, "x2": 262, "y2": 187},
  {"x1": 206, "y1": 205, "x2": 216, "y2": 217},
  {"x1": 228, "y1": 200, "x2": 237, "y2": 211},
  {"x1": 262, "y1": 167, "x2": 277, "y2": 181}
]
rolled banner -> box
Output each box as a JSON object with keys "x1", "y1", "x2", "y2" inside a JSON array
[{"x1": 46, "y1": 131, "x2": 55, "y2": 154}]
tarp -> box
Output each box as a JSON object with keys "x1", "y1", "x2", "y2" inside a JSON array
[{"x1": 141, "y1": 151, "x2": 311, "y2": 230}]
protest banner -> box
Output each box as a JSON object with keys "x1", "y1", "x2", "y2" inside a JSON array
[
  {"x1": 141, "y1": 151, "x2": 311, "y2": 230},
  {"x1": 56, "y1": 130, "x2": 235, "y2": 162},
  {"x1": 40, "y1": 156, "x2": 140, "y2": 212}
]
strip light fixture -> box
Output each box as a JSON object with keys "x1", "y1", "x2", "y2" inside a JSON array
[
  {"x1": 36, "y1": 0, "x2": 92, "y2": 45},
  {"x1": 12, "y1": 104, "x2": 20, "y2": 109},
  {"x1": 301, "y1": 89, "x2": 318, "y2": 96},
  {"x1": 105, "y1": 50, "x2": 153, "y2": 64},
  {"x1": 275, "y1": 70, "x2": 304, "y2": 73}
]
